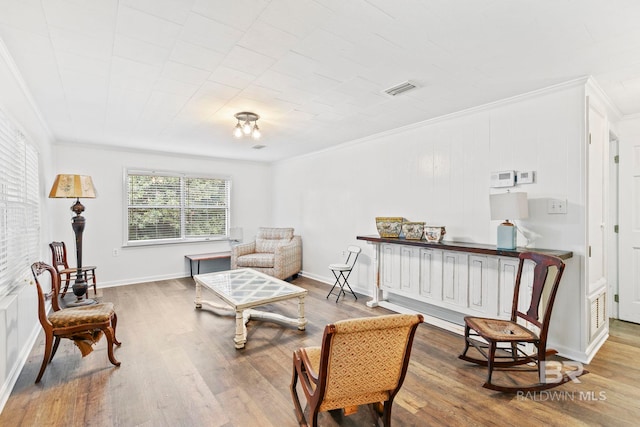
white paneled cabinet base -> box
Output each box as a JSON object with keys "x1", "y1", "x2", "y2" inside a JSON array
[{"x1": 357, "y1": 235, "x2": 573, "y2": 337}]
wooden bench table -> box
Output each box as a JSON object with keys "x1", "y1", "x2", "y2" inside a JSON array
[{"x1": 185, "y1": 251, "x2": 231, "y2": 277}]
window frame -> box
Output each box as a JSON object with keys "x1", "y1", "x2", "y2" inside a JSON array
[{"x1": 123, "y1": 168, "x2": 231, "y2": 247}]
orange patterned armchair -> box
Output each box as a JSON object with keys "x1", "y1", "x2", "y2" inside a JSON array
[
  {"x1": 290, "y1": 313, "x2": 424, "y2": 426},
  {"x1": 231, "y1": 227, "x2": 302, "y2": 280}
]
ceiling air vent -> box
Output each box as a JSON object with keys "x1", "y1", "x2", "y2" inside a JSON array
[
  {"x1": 383, "y1": 81, "x2": 417, "y2": 96},
  {"x1": 252, "y1": 144, "x2": 266, "y2": 149}
]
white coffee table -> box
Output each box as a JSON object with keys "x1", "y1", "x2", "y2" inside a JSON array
[{"x1": 194, "y1": 268, "x2": 308, "y2": 349}]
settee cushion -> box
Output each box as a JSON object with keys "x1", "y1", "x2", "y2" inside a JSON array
[
  {"x1": 236, "y1": 253, "x2": 275, "y2": 268},
  {"x1": 255, "y1": 227, "x2": 294, "y2": 253}
]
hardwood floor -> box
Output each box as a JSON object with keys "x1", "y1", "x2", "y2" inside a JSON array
[{"x1": 1, "y1": 275, "x2": 639, "y2": 426}]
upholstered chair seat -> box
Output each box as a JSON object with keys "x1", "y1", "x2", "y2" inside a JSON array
[{"x1": 48, "y1": 302, "x2": 116, "y2": 328}]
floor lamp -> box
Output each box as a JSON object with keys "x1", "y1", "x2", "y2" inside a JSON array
[{"x1": 49, "y1": 174, "x2": 97, "y2": 306}]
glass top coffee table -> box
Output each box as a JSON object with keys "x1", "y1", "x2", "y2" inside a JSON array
[{"x1": 194, "y1": 268, "x2": 308, "y2": 349}]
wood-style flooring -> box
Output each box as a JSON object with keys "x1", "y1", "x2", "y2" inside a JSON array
[{"x1": 1, "y1": 275, "x2": 639, "y2": 426}]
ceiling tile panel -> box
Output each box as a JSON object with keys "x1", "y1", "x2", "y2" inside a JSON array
[
  {"x1": 43, "y1": 0, "x2": 117, "y2": 39},
  {"x1": 259, "y1": 0, "x2": 333, "y2": 38},
  {"x1": 193, "y1": 0, "x2": 270, "y2": 32},
  {"x1": 153, "y1": 77, "x2": 199, "y2": 98},
  {"x1": 0, "y1": 0, "x2": 49, "y2": 36},
  {"x1": 180, "y1": 13, "x2": 244, "y2": 54},
  {"x1": 169, "y1": 40, "x2": 225, "y2": 71},
  {"x1": 237, "y1": 21, "x2": 301, "y2": 60},
  {"x1": 121, "y1": 0, "x2": 195, "y2": 25},
  {"x1": 49, "y1": 27, "x2": 113, "y2": 62},
  {"x1": 207, "y1": 66, "x2": 256, "y2": 89},
  {"x1": 220, "y1": 46, "x2": 276, "y2": 77},
  {"x1": 161, "y1": 61, "x2": 210, "y2": 85},
  {"x1": 113, "y1": 34, "x2": 171, "y2": 67},
  {"x1": 116, "y1": 6, "x2": 181, "y2": 48}
]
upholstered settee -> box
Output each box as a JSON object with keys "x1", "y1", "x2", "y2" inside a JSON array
[{"x1": 231, "y1": 227, "x2": 302, "y2": 280}]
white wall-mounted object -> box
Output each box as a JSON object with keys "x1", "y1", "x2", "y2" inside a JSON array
[
  {"x1": 490, "y1": 171, "x2": 515, "y2": 188},
  {"x1": 517, "y1": 171, "x2": 535, "y2": 184},
  {"x1": 547, "y1": 198, "x2": 568, "y2": 214}
]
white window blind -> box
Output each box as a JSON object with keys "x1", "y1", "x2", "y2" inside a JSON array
[
  {"x1": 0, "y1": 109, "x2": 40, "y2": 298},
  {"x1": 126, "y1": 170, "x2": 230, "y2": 244}
]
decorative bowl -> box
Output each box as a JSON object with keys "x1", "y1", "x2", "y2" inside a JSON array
[
  {"x1": 424, "y1": 226, "x2": 446, "y2": 243},
  {"x1": 401, "y1": 222, "x2": 425, "y2": 240},
  {"x1": 376, "y1": 217, "x2": 404, "y2": 238}
]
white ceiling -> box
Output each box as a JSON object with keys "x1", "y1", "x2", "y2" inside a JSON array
[{"x1": 1, "y1": 0, "x2": 640, "y2": 162}]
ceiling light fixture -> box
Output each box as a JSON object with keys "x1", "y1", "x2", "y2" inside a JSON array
[{"x1": 233, "y1": 112, "x2": 261, "y2": 140}]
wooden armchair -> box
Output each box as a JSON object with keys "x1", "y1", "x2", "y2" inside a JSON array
[
  {"x1": 49, "y1": 241, "x2": 97, "y2": 297},
  {"x1": 290, "y1": 313, "x2": 423, "y2": 426},
  {"x1": 30, "y1": 262, "x2": 121, "y2": 383}
]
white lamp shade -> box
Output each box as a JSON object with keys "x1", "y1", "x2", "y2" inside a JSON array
[{"x1": 490, "y1": 192, "x2": 528, "y2": 221}]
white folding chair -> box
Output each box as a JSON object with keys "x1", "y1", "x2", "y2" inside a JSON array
[{"x1": 326, "y1": 245, "x2": 361, "y2": 303}]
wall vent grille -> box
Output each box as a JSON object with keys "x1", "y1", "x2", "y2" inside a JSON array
[
  {"x1": 383, "y1": 81, "x2": 417, "y2": 96},
  {"x1": 590, "y1": 292, "x2": 607, "y2": 338}
]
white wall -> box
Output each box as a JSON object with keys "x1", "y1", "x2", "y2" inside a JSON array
[
  {"x1": 273, "y1": 82, "x2": 587, "y2": 358},
  {"x1": 50, "y1": 144, "x2": 274, "y2": 286}
]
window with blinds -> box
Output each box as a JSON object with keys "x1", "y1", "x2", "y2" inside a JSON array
[
  {"x1": 126, "y1": 170, "x2": 230, "y2": 245},
  {"x1": 0, "y1": 108, "x2": 40, "y2": 298}
]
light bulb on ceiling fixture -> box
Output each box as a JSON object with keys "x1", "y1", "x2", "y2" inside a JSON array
[
  {"x1": 252, "y1": 124, "x2": 261, "y2": 139},
  {"x1": 233, "y1": 120, "x2": 243, "y2": 138},
  {"x1": 242, "y1": 120, "x2": 252, "y2": 134}
]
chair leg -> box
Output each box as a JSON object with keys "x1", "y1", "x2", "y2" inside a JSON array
[
  {"x1": 61, "y1": 274, "x2": 70, "y2": 297},
  {"x1": 111, "y1": 312, "x2": 121, "y2": 346},
  {"x1": 484, "y1": 341, "x2": 498, "y2": 388},
  {"x1": 36, "y1": 332, "x2": 54, "y2": 383},
  {"x1": 382, "y1": 400, "x2": 393, "y2": 427},
  {"x1": 460, "y1": 324, "x2": 471, "y2": 358},
  {"x1": 325, "y1": 278, "x2": 339, "y2": 300},
  {"x1": 50, "y1": 336, "x2": 61, "y2": 362},
  {"x1": 91, "y1": 275, "x2": 97, "y2": 297},
  {"x1": 290, "y1": 353, "x2": 308, "y2": 426},
  {"x1": 103, "y1": 327, "x2": 121, "y2": 367}
]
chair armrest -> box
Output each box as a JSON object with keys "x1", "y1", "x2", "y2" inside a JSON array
[
  {"x1": 274, "y1": 237, "x2": 301, "y2": 257},
  {"x1": 274, "y1": 236, "x2": 302, "y2": 278},
  {"x1": 232, "y1": 241, "x2": 256, "y2": 257},
  {"x1": 231, "y1": 241, "x2": 256, "y2": 269},
  {"x1": 299, "y1": 348, "x2": 319, "y2": 385}
]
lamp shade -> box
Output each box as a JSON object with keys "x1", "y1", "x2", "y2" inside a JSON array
[
  {"x1": 490, "y1": 192, "x2": 528, "y2": 221},
  {"x1": 49, "y1": 174, "x2": 97, "y2": 198}
]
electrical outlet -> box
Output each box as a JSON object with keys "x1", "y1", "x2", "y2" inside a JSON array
[
  {"x1": 556, "y1": 199, "x2": 567, "y2": 214},
  {"x1": 547, "y1": 198, "x2": 567, "y2": 214},
  {"x1": 112, "y1": 248, "x2": 120, "y2": 257}
]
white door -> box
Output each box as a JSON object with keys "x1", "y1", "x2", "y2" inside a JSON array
[{"x1": 619, "y1": 120, "x2": 640, "y2": 323}]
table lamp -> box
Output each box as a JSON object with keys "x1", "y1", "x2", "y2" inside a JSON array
[
  {"x1": 490, "y1": 192, "x2": 528, "y2": 250},
  {"x1": 49, "y1": 174, "x2": 97, "y2": 305}
]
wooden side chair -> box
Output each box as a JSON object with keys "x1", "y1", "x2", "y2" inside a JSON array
[
  {"x1": 30, "y1": 261, "x2": 121, "y2": 383},
  {"x1": 458, "y1": 251, "x2": 583, "y2": 392},
  {"x1": 49, "y1": 241, "x2": 97, "y2": 297},
  {"x1": 290, "y1": 313, "x2": 423, "y2": 426}
]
